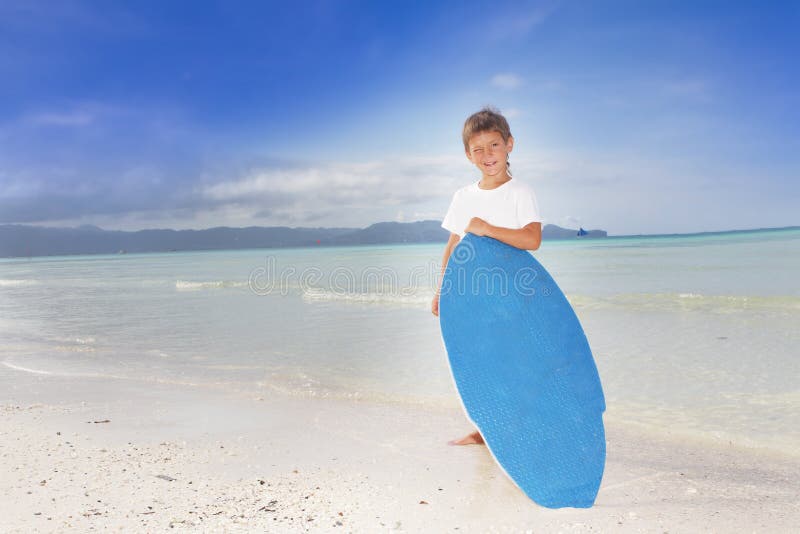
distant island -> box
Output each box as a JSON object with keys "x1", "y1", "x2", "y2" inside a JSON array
[{"x1": 0, "y1": 221, "x2": 607, "y2": 258}]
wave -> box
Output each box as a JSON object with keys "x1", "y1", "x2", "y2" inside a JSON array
[
  {"x1": 175, "y1": 280, "x2": 248, "y2": 291},
  {"x1": 54, "y1": 345, "x2": 95, "y2": 353},
  {"x1": 567, "y1": 292, "x2": 800, "y2": 313},
  {"x1": 45, "y1": 335, "x2": 97, "y2": 352},
  {"x1": 0, "y1": 279, "x2": 39, "y2": 287},
  {"x1": 1, "y1": 361, "x2": 54, "y2": 375},
  {"x1": 301, "y1": 287, "x2": 435, "y2": 306},
  {"x1": 298, "y1": 287, "x2": 799, "y2": 312},
  {"x1": 1, "y1": 358, "x2": 457, "y2": 411},
  {"x1": 0, "y1": 360, "x2": 117, "y2": 378},
  {"x1": 54, "y1": 336, "x2": 96, "y2": 345},
  {"x1": 256, "y1": 374, "x2": 458, "y2": 410},
  {"x1": 605, "y1": 401, "x2": 800, "y2": 458},
  {"x1": 1, "y1": 359, "x2": 206, "y2": 388}
]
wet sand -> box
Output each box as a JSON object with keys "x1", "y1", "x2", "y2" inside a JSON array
[{"x1": 1, "y1": 372, "x2": 798, "y2": 533}]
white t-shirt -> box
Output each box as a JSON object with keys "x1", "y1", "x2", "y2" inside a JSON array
[{"x1": 441, "y1": 179, "x2": 542, "y2": 238}]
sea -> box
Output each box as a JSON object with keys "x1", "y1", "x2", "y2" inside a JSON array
[{"x1": 1, "y1": 227, "x2": 798, "y2": 457}]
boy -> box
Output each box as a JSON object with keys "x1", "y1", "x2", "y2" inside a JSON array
[{"x1": 431, "y1": 106, "x2": 542, "y2": 446}]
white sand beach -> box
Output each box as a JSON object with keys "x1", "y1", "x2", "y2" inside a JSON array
[{"x1": 2, "y1": 372, "x2": 798, "y2": 533}]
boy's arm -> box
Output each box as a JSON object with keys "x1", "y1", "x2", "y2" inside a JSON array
[
  {"x1": 465, "y1": 217, "x2": 541, "y2": 251},
  {"x1": 431, "y1": 233, "x2": 461, "y2": 316}
]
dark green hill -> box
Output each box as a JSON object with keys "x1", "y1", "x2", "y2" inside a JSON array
[{"x1": 0, "y1": 221, "x2": 606, "y2": 257}]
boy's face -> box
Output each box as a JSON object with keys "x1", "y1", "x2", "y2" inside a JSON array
[{"x1": 465, "y1": 130, "x2": 514, "y2": 178}]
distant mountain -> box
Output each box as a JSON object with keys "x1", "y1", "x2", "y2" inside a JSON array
[
  {"x1": 330, "y1": 221, "x2": 451, "y2": 245},
  {"x1": 0, "y1": 221, "x2": 605, "y2": 258}
]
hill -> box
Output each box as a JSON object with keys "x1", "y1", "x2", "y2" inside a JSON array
[{"x1": 0, "y1": 221, "x2": 606, "y2": 258}]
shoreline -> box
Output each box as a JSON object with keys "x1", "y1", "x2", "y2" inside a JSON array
[{"x1": 2, "y1": 373, "x2": 799, "y2": 532}]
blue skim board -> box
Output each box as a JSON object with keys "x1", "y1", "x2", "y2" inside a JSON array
[{"x1": 439, "y1": 233, "x2": 606, "y2": 509}]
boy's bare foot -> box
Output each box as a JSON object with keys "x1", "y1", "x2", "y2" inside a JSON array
[{"x1": 447, "y1": 430, "x2": 485, "y2": 446}]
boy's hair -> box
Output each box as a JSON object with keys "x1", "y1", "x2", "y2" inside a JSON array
[{"x1": 462, "y1": 106, "x2": 512, "y2": 152}]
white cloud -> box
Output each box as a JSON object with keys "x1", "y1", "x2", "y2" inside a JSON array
[
  {"x1": 201, "y1": 156, "x2": 465, "y2": 204},
  {"x1": 6, "y1": 142, "x2": 787, "y2": 234},
  {"x1": 486, "y1": 1, "x2": 559, "y2": 39},
  {"x1": 194, "y1": 155, "x2": 471, "y2": 227},
  {"x1": 17, "y1": 101, "x2": 135, "y2": 129},
  {"x1": 0, "y1": 1, "x2": 145, "y2": 36},
  {"x1": 491, "y1": 73, "x2": 523, "y2": 90},
  {"x1": 28, "y1": 111, "x2": 94, "y2": 126}
]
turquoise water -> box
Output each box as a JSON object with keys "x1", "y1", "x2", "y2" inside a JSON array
[{"x1": 1, "y1": 228, "x2": 799, "y2": 456}]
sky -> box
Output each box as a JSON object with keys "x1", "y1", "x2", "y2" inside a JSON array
[{"x1": 0, "y1": 0, "x2": 798, "y2": 235}]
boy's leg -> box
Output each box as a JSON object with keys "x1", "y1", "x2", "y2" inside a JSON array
[{"x1": 448, "y1": 430, "x2": 484, "y2": 446}]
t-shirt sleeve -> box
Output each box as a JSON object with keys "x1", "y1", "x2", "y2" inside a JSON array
[
  {"x1": 441, "y1": 192, "x2": 462, "y2": 235},
  {"x1": 516, "y1": 186, "x2": 542, "y2": 226}
]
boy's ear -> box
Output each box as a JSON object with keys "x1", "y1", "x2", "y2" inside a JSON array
[{"x1": 506, "y1": 135, "x2": 514, "y2": 152}]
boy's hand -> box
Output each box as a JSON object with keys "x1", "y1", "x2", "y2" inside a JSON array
[
  {"x1": 431, "y1": 294, "x2": 439, "y2": 316},
  {"x1": 465, "y1": 217, "x2": 491, "y2": 236}
]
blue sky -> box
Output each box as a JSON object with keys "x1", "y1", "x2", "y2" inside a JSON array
[{"x1": 0, "y1": 0, "x2": 797, "y2": 235}]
